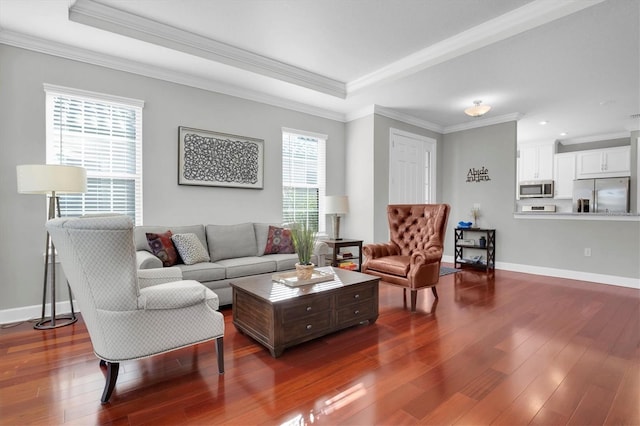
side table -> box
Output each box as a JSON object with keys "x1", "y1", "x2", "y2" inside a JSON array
[
  {"x1": 454, "y1": 228, "x2": 496, "y2": 270},
  {"x1": 324, "y1": 238, "x2": 363, "y2": 272}
]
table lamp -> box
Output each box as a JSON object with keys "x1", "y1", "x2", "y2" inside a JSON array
[
  {"x1": 17, "y1": 164, "x2": 87, "y2": 329},
  {"x1": 325, "y1": 195, "x2": 349, "y2": 240}
]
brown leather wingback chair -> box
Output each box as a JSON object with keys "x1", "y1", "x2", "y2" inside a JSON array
[{"x1": 362, "y1": 204, "x2": 450, "y2": 312}]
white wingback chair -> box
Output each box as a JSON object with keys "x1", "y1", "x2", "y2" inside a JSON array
[{"x1": 46, "y1": 215, "x2": 224, "y2": 404}]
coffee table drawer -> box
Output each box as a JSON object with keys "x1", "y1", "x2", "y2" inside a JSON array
[
  {"x1": 282, "y1": 296, "x2": 331, "y2": 321},
  {"x1": 282, "y1": 312, "x2": 332, "y2": 341},
  {"x1": 336, "y1": 284, "x2": 375, "y2": 307},
  {"x1": 336, "y1": 300, "x2": 376, "y2": 326}
]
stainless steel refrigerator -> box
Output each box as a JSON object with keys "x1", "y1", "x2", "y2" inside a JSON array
[{"x1": 572, "y1": 177, "x2": 630, "y2": 213}]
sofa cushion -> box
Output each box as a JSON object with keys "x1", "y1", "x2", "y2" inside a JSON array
[
  {"x1": 146, "y1": 231, "x2": 180, "y2": 267},
  {"x1": 263, "y1": 226, "x2": 295, "y2": 255},
  {"x1": 176, "y1": 262, "x2": 226, "y2": 282},
  {"x1": 216, "y1": 256, "x2": 276, "y2": 278},
  {"x1": 267, "y1": 253, "x2": 300, "y2": 271},
  {"x1": 253, "y1": 223, "x2": 272, "y2": 256},
  {"x1": 135, "y1": 225, "x2": 206, "y2": 253},
  {"x1": 172, "y1": 233, "x2": 210, "y2": 265},
  {"x1": 206, "y1": 223, "x2": 257, "y2": 262}
]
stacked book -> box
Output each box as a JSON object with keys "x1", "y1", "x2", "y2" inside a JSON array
[{"x1": 338, "y1": 261, "x2": 357, "y2": 270}]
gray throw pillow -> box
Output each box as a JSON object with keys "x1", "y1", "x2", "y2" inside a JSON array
[{"x1": 171, "y1": 233, "x2": 211, "y2": 265}]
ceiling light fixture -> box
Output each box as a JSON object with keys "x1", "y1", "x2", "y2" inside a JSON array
[{"x1": 464, "y1": 100, "x2": 491, "y2": 117}]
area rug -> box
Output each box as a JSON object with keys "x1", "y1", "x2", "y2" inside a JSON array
[{"x1": 440, "y1": 266, "x2": 461, "y2": 276}]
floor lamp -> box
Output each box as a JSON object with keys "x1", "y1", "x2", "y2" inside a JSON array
[
  {"x1": 325, "y1": 195, "x2": 349, "y2": 240},
  {"x1": 17, "y1": 164, "x2": 87, "y2": 330}
]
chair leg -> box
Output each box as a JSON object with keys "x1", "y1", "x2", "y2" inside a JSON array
[
  {"x1": 100, "y1": 361, "x2": 120, "y2": 404},
  {"x1": 410, "y1": 290, "x2": 417, "y2": 312},
  {"x1": 215, "y1": 337, "x2": 224, "y2": 374},
  {"x1": 432, "y1": 286, "x2": 438, "y2": 299}
]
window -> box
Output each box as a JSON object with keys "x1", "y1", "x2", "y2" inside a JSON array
[
  {"x1": 282, "y1": 129, "x2": 327, "y2": 233},
  {"x1": 45, "y1": 84, "x2": 144, "y2": 224}
]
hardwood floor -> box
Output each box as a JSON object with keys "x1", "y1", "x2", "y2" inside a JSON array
[{"x1": 1, "y1": 267, "x2": 638, "y2": 425}]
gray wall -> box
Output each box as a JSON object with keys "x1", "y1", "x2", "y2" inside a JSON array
[
  {"x1": 556, "y1": 138, "x2": 630, "y2": 153},
  {"x1": 443, "y1": 122, "x2": 640, "y2": 279},
  {"x1": 442, "y1": 122, "x2": 518, "y2": 262},
  {"x1": 0, "y1": 45, "x2": 345, "y2": 310}
]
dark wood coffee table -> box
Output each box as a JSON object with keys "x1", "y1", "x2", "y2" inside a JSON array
[{"x1": 231, "y1": 266, "x2": 379, "y2": 357}]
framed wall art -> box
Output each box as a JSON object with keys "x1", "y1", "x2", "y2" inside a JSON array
[{"x1": 178, "y1": 126, "x2": 264, "y2": 189}]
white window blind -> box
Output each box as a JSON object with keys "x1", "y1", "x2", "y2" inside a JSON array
[
  {"x1": 282, "y1": 129, "x2": 327, "y2": 233},
  {"x1": 45, "y1": 84, "x2": 144, "y2": 224}
]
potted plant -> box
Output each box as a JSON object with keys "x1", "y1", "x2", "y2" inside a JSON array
[{"x1": 290, "y1": 222, "x2": 317, "y2": 281}]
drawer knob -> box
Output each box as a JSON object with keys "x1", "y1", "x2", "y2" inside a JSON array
[
  {"x1": 354, "y1": 294, "x2": 360, "y2": 299},
  {"x1": 306, "y1": 306, "x2": 312, "y2": 311},
  {"x1": 354, "y1": 310, "x2": 360, "y2": 315},
  {"x1": 306, "y1": 324, "x2": 312, "y2": 330}
]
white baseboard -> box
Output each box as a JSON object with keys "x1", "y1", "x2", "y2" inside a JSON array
[
  {"x1": 442, "y1": 255, "x2": 640, "y2": 289},
  {"x1": 0, "y1": 300, "x2": 78, "y2": 326}
]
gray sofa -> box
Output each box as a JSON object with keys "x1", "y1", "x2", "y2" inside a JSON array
[{"x1": 134, "y1": 222, "x2": 328, "y2": 306}]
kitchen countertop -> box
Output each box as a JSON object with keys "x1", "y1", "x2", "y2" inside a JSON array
[{"x1": 514, "y1": 212, "x2": 640, "y2": 221}]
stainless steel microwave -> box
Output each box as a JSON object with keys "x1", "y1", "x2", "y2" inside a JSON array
[{"x1": 519, "y1": 180, "x2": 554, "y2": 198}]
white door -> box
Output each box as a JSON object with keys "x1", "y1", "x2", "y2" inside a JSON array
[{"x1": 389, "y1": 129, "x2": 437, "y2": 204}]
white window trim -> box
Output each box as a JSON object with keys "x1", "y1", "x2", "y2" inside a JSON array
[
  {"x1": 43, "y1": 84, "x2": 145, "y2": 109},
  {"x1": 44, "y1": 83, "x2": 144, "y2": 224},
  {"x1": 281, "y1": 127, "x2": 328, "y2": 234}
]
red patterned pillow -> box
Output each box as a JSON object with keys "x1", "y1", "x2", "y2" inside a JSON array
[
  {"x1": 263, "y1": 226, "x2": 295, "y2": 254},
  {"x1": 146, "y1": 230, "x2": 180, "y2": 266}
]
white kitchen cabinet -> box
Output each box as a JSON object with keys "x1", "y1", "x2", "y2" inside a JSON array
[
  {"x1": 576, "y1": 146, "x2": 630, "y2": 179},
  {"x1": 553, "y1": 152, "x2": 576, "y2": 199},
  {"x1": 519, "y1": 142, "x2": 555, "y2": 182}
]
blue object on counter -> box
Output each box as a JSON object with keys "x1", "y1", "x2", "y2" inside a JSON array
[{"x1": 458, "y1": 221, "x2": 473, "y2": 228}]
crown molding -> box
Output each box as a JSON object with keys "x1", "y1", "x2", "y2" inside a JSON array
[
  {"x1": 347, "y1": 0, "x2": 605, "y2": 94},
  {"x1": 443, "y1": 112, "x2": 523, "y2": 134},
  {"x1": 344, "y1": 105, "x2": 376, "y2": 123},
  {"x1": 372, "y1": 106, "x2": 444, "y2": 133},
  {"x1": 0, "y1": 29, "x2": 346, "y2": 122},
  {"x1": 69, "y1": 0, "x2": 347, "y2": 99},
  {"x1": 346, "y1": 105, "x2": 521, "y2": 136},
  {"x1": 345, "y1": 105, "x2": 444, "y2": 133}
]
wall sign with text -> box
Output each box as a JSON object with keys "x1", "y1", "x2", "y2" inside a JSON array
[{"x1": 466, "y1": 167, "x2": 491, "y2": 183}]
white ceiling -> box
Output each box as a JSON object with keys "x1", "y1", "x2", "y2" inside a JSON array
[{"x1": 1, "y1": 0, "x2": 638, "y2": 144}]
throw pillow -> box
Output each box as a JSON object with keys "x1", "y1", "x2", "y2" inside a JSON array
[
  {"x1": 146, "y1": 231, "x2": 180, "y2": 267},
  {"x1": 171, "y1": 233, "x2": 211, "y2": 265},
  {"x1": 264, "y1": 226, "x2": 295, "y2": 254}
]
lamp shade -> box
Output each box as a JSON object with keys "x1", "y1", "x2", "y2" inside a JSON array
[
  {"x1": 17, "y1": 164, "x2": 87, "y2": 195},
  {"x1": 325, "y1": 195, "x2": 349, "y2": 214}
]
